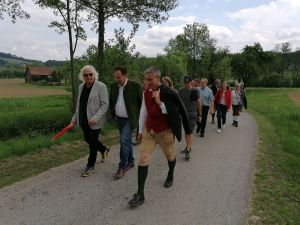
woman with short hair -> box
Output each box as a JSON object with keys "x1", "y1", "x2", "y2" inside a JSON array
[{"x1": 71, "y1": 65, "x2": 109, "y2": 177}]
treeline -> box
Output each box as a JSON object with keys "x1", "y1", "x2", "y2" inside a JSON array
[{"x1": 60, "y1": 23, "x2": 300, "y2": 88}]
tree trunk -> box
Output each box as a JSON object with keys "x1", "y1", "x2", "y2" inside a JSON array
[
  {"x1": 97, "y1": 0, "x2": 105, "y2": 77},
  {"x1": 67, "y1": 0, "x2": 76, "y2": 112}
]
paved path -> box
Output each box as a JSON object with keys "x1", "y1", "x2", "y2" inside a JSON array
[{"x1": 0, "y1": 112, "x2": 257, "y2": 225}]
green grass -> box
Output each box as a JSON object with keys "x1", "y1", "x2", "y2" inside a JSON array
[
  {"x1": 0, "y1": 130, "x2": 119, "y2": 188},
  {"x1": 248, "y1": 88, "x2": 300, "y2": 225},
  {"x1": 0, "y1": 96, "x2": 72, "y2": 139}
]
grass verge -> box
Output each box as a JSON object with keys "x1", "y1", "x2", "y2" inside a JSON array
[
  {"x1": 0, "y1": 130, "x2": 119, "y2": 188},
  {"x1": 248, "y1": 88, "x2": 300, "y2": 225}
]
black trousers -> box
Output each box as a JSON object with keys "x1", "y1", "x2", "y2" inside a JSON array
[
  {"x1": 216, "y1": 104, "x2": 228, "y2": 129},
  {"x1": 196, "y1": 105, "x2": 210, "y2": 134},
  {"x1": 81, "y1": 125, "x2": 105, "y2": 167}
]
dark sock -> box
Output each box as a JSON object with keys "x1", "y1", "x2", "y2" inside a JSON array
[
  {"x1": 167, "y1": 158, "x2": 176, "y2": 180},
  {"x1": 137, "y1": 165, "x2": 148, "y2": 196}
]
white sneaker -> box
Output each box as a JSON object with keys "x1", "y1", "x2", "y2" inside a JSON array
[{"x1": 217, "y1": 129, "x2": 221, "y2": 133}]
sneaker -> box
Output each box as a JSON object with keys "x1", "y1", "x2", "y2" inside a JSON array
[
  {"x1": 128, "y1": 193, "x2": 145, "y2": 208},
  {"x1": 185, "y1": 149, "x2": 191, "y2": 160},
  {"x1": 199, "y1": 133, "x2": 204, "y2": 137},
  {"x1": 101, "y1": 146, "x2": 110, "y2": 163},
  {"x1": 80, "y1": 166, "x2": 95, "y2": 177},
  {"x1": 113, "y1": 169, "x2": 125, "y2": 179},
  {"x1": 217, "y1": 129, "x2": 221, "y2": 133},
  {"x1": 180, "y1": 147, "x2": 188, "y2": 154}
]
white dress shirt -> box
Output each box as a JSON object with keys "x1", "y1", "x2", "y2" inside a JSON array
[
  {"x1": 115, "y1": 79, "x2": 129, "y2": 118},
  {"x1": 138, "y1": 92, "x2": 168, "y2": 134}
]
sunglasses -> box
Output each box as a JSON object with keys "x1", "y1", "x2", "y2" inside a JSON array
[{"x1": 84, "y1": 73, "x2": 93, "y2": 77}]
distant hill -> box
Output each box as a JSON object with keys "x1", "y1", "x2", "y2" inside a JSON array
[
  {"x1": 0, "y1": 52, "x2": 66, "y2": 70},
  {"x1": 0, "y1": 52, "x2": 66, "y2": 78}
]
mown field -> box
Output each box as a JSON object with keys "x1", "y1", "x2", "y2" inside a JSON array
[
  {"x1": 248, "y1": 88, "x2": 300, "y2": 225},
  {"x1": 0, "y1": 79, "x2": 117, "y2": 188},
  {"x1": 0, "y1": 79, "x2": 68, "y2": 97}
]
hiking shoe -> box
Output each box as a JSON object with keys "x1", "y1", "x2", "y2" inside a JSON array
[
  {"x1": 80, "y1": 166, "x2": 95, "y2": 177},
  {"x1": 185, "y1": 149, "x2": 191, "y2": 160},
  {"x1": 125, "y1": 162, "x2": 135, "y2": 171},
  {"x1": 113, "y1": 169, "x2": 125, "y2": 180},
  {"x1": 128, "y1": 193, "x2": 145, "y2": 208},
  {"x1": 217, "y1": 129, "x2": 221, "y2": 133},
  {"x1": 164, "y1": 177, "x2": 173, "y2": 188},
  {"x1": 180, "y1": 147, "x2": 188, "y2": 154},
  {"x1": 101, "y1": 146, "x2": 110, "y2": 162}
]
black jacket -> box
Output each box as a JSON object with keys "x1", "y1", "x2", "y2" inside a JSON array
[{"x1": 160, "y1": 84, "x2": 192, "y2": 141}]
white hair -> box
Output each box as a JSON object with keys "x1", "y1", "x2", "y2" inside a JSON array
[{"x1": 79, "y1": 65, "x2": 99, "y2": 82}]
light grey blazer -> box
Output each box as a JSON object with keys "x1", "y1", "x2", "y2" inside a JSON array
[{"x1": 72, "y1": 80, "x2": 109, "y2": 130}]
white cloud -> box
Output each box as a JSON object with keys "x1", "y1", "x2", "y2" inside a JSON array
[{"x1": 222, "y1": 0, "x2": 300, "y2": 51}]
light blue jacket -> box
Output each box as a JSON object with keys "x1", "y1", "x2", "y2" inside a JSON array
[{"x1": 72, "y1": 81, "x2": 109, "y2": 130}]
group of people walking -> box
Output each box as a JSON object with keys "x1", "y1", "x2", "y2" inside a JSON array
[{"x1": 70, "y1": 65, "x2": 247, "y2": 208}]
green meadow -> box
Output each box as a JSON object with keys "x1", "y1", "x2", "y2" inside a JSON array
[{"x1": 247, "y1": 88, "x2": 300, "y2": 225}]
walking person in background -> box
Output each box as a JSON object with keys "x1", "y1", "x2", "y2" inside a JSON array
[
  {"x1": 128, "y1": 66, "x2": 192, "y2": 208},
  {"x1": 71, "y1": 65, "x2": 109, "y2": 177},
  {"x1": 178, "y1": 76, "x2": 201, "y2": 160},
  {"x1": 210, "y1": 79, "x2": 221, "y2": 124},
  {"x1": 196, "y1": 78, "x2": 215, "y2": 137},
  {"x1": 110, "y1": 67, "x2": 143, "y2": 179},
  {"x1": 162, "y1": 76, "x2": 174, "y2": 88},
  {"x1": 215, "y1": 81, "x2": 231, "y2": 133},
  {"x1": 231, "y1": 83, "x2": 247, "y2": 127}
]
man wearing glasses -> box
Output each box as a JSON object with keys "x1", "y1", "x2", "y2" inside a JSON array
[{"x1": 71, "y1": 65, "x2": 109, "y2": 177}]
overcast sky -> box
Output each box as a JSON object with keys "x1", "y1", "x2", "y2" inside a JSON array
[{"x1": 1, "y1": 0, "x2": 300, "y2": 61}]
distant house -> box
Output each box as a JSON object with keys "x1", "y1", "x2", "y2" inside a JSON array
[{"x1": 24, "y1": 66, "x2": 59, "y2": 83}]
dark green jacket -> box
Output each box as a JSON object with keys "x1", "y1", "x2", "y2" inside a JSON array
[{"x1": 110, "y1": 80, "x2": 143, "y2": 129}]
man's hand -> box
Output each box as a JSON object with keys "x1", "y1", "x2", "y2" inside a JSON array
[
  {"x1": 70, "y1": 120, "x2": 76, "y2": 126},
  {"x1": 152, "y1": 90, "x2": 161, "y2": 105},
  {"x1": 137, "y1": 133, "x2": 143, "y2": 143},
  {"x1": 197, "y1": 116, "x2": 202, "y2": 123},
  {"x1": 88, "y1": 120, "x2": 97, "y2": 126}
]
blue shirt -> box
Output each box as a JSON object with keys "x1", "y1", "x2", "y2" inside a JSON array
[{"x1": 197, "y1": 87, "x2": 214, "y2": 107}]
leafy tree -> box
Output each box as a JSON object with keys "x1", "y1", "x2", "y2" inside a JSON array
[
  {"x1": 0, "y1": 0, "x2": 29, "y2": 23},
  {"x1": 78, "y1": 0, "x2": 178, "y2": 76},
  {"x1": 165, "y1": 22, "x2": 215, "y2": 78},
  {"x1": 35, "y1": 0, "x2": 86, "y2": 111}
]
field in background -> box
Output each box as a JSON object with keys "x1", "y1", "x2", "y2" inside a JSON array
[
  {"x1": 0, "y1": 81, "x2": 117, "y2": 187},
  {"x1": 0, "y1": 79, "x2": 68, "y2": 98},
  {"x1": 248, "y1": 88, "x2": 300, "y2": 225}
]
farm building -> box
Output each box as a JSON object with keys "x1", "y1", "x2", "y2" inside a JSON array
[{"x1": 24, "y1": 66, "x2": 60, "y2": 83}]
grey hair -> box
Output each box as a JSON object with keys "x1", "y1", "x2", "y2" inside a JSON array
[
  {"x1": 144, "y1": 66, "x2": 161, "y2": 78},
  {"x1": 201, "y1": 78, "x2": 208, "y2": 83},
  {"x1": 79, "y1": 65, "x2": 99, "y2": 82}
]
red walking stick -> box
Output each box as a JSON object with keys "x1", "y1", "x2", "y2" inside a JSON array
[{"x1": 50, "y1": 123, "x2": 74, "y2": 142}]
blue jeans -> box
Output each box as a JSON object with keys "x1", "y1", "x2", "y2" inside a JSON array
[{"x1": 117, "y1": 117, "x2": 134, "y2": 169}]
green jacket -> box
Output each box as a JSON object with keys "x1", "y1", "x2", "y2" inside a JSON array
[{"x1": 110, "y1": 80, "x2": 143, "y2": 129}]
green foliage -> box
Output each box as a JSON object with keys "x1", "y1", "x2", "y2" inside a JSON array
[
  {"x1": 165, "y1": 22, "x2": 215, "y2": 77},
  {"x1": 0, "y1": 0, "x2": 30, "y2": 23},
  {"x1": 0, "y1": 96, "x2": 72, "y2": 140},
  {"x1": 248, "y1": 89, "x2": 300, "y2": 224}
]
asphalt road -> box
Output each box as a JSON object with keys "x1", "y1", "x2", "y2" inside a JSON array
[{"x1": 0, "y1": 112, "x2": 257, "y2": 225}]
